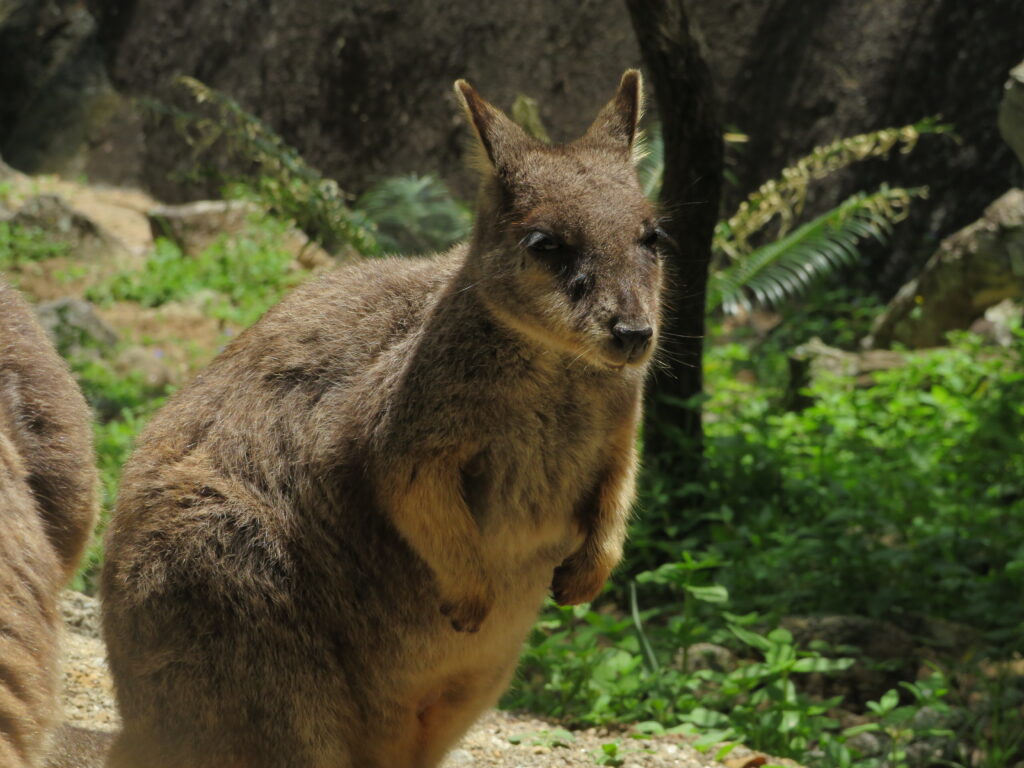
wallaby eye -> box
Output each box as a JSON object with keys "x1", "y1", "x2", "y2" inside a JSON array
[
  {"x1": 521, "y1": 230, "x2": 561, "y2": 253},
  {"x1": 641, "y1": 226, "x2": 667, "y2": 252}
]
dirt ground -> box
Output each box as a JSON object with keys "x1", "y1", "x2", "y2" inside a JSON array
[{"x1": 58, "y1": 592, "x2": 788, "y2": 768}]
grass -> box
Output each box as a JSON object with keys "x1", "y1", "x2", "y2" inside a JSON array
[
  {"x1": 0, "y1": 220, "x2": 70, "y2": 269},
  {"x1": 86, "y1": 213, "x2": 307, "y2": 328}
]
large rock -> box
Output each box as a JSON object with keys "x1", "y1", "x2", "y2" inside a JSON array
[
  {"x1": 9, "y1": 194, "x2": 128, "y2": 265},
  {"x1": 35, "y1": 297, "x2": 119, "y2": 358},
  {"x1": 147, "y1": 200, "x2": 260, "y2": 255},
  {"x1": 786, "y1": 337, "x2": 906, "y2": 409},
  {"x1": 0, "y1": 0, "x2": 141, "y2": 181},
  {"x1": 146, "y1": 199, "x2": 335, "y2": 267},
  {"x1": 865, "y1": 189, "x2": 1024, "y2": 349},
  {"x1": 1000, "y1": 61, "x2": 1024, "y2": 170}
]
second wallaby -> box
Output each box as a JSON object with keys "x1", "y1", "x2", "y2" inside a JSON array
[
  {"x1": 102, "y1": 70, "x2": 665, "y2": 768},
  {"x1": 0, "y1": 280, "x2": 99, "y2": 768}
]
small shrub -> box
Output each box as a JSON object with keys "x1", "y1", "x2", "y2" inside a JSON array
[
  {"x1": 87, "y1": 214, "x2": 307, "y2": 328},
  {"x1": 0, "y1": 221, "x2": 69, "y2": 268}
]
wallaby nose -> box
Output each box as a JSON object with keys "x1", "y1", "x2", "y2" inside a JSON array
[{"x1": 611, "y1": 322, "x2": 654, "y2": 359}]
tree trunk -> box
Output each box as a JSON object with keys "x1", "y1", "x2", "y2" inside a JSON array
[{"x1": 625, "y1": 0, "x2": 723, "y2": 459}]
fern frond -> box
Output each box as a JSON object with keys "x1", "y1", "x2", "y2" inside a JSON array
[
  {"x1": 356, "y1": 175, "x2": 472, "y2": 255},
  {"x1": 716, "y1": 118, "x2": 950, "y2": 259},
  {"x1": 708, "y1": 185, "x2": 927, "y2": 314}
]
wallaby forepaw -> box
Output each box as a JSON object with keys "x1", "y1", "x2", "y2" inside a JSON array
[
  {"x1": 551, "y1": 561, "x2": 610, "y2": 606},
  {"x1": 440, "y1": 588, "x2": 493, "y2": 633}
]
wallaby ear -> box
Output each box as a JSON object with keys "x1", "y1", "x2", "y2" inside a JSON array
[
  {"x1": 585, "y1": 69, "x2": 644, "y2": 156},
  {"x1": 454, "y1": 79, "x2": 529, "y2": 172}
]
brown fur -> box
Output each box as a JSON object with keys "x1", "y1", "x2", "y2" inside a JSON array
[
  {"x1": 0, "y1": 280, "x2": 99, "y2": 768},
  {"x1": 101, "y1": 71, "x2": 664, "y2": 768}
]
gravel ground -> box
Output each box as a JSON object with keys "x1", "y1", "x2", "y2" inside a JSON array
[{"x1": 58, "y1": 592, "x2": 792, "y2": 768}]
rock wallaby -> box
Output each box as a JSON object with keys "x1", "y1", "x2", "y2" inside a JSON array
[
  {"x1": 0, "y1": 281, "x2": 99, "y2": 768},
  {"x1": 102, "y1": 70, "x2": 665, "y2": 768}
]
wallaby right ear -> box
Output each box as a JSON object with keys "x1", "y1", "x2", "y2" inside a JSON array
[
  {"x1": 584, "y1": 69, "x2": 644, "y2": 157},
  {"x1": 455, "y1": 79, "x2": 529, "y2": 173}
]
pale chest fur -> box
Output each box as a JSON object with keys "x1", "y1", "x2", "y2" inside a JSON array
[
  {"x1": 373, "y1": 338, "x2": 630, "y2": 578},
  {"x1": 472, "y1": 381, "x2": 619, "y2": 574}
]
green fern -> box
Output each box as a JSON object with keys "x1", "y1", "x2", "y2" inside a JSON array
[
  {"x1": 717, "y1": 117, "x2": 951, "y2": 260},
  {"x1": 150, "y1": 77, "x2": 381, "y2": 257},
  {"x1": 707, "y1": 185, "x2": 926, "y2": 314},
  {"x1": 356, "y1": 175, "x2": 472, "y2": 255},
  {"x1": 639, "y1": 117, "x2": 948, "y2": 314}
]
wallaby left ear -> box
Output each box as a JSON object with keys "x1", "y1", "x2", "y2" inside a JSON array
[
  {"x1": 584, "y1": 69, "x2": 644, "y2": 155},
  {"x1": 454, "y1": 79, "x2": 530, "y2": 174}
]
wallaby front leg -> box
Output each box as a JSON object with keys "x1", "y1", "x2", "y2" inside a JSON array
[
  {"x1": 552, "y1": 418, "x2": 638, "y2": 606},
  {"x1": 380, "y1": 456, "x2": 495, "y2": 632}
]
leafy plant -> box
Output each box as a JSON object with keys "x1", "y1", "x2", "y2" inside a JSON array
[
  {"x1": 707, "y1": 184, "x2": 923, "y2": 314},
  {"x1": 0, "y1": 221, "x2": 69, "y2": 268},
  {"x1": 639, "y1": 118, "x2": 950, "y2": 314},
  {"x1": 716, "y1": 118, "x2": 949, "y2": 256},
  {"x1": 87, "y1": 213, "x2": 308, "y2": 327},
  {"x1": 708, "y1": 119, "x2": 951, "y2": 313},
  {"x1": 152, "y1": 77, "x2": 380, "y2": 256},
  {"x1": 66, "y1": 351, "x2": 172, "y2": 593},
  {"x1": 506, "y1": 582, "x2": 861, "y2": 763},
  {"x1": 356, "y1": 174, "x2": 471, "y2": 255}
]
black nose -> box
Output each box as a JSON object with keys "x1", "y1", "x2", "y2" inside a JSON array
[{"x1": 611, "y1": 322, "x2": 653, "y2": 359}]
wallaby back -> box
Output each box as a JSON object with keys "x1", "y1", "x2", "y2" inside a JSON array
[
  {"x1": 102, "y1": 70, "x2": 664, "y2": 768},
  {"x1": 0, "y1": 280, "x2": 99, "y2": 768}
]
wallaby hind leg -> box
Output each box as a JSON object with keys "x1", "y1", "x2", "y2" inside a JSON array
[
  {"x1": 105, "y1": 731, "x2": 338, "y2": 768},
  {"x1": 360, "y1": 665, "x2": 517, "y2": 768}
]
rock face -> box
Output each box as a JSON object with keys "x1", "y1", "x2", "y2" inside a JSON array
[
  {"x1": 865, "y1": 189, "x2": 1024, "y2": 349},
  {"x1": 0, "y1": 0, "x2": 141, "y2": 181},
  {"x1": 94, "y1": 0, "x2": 639, "y2": 202},
  {"x1": 147, "y1": 200, "x2": 260, "y2": 255},
  {"x1": 4, "y1": 0, "x2": 1022, "y2": 291}
]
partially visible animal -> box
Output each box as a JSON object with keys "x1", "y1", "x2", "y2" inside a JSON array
[
  {"x1": 0, "y1": 279, "x2": 99, "y2": 768},
  {"x1": 102, "y1": 70, "x2": 664, "y2": 768}
]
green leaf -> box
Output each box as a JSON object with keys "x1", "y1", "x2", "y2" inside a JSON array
[
  {"x1": 779, "y1": 709, "x2": 801, "y2": 733},
  {"x1": 841, "y1": 723, "x2": 882, "y2": 738},
  {"x1": 729, "y1": 624, "x2": 773, "y2": 652},
  {"x1": 692, "y1": 728, "x2": 736, "y2": 752},
  {"x1": 791, "y1": 656, "x2": 856, "y2": 673},
  {"x1": 708, "y1": 185, "x2": 927, "y2": 314},
  {"x1": 685, "y1": 584, "x2": 730, "y2": 603}
]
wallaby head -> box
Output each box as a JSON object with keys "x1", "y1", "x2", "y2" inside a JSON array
[{"x1": 455, "y1": 70, "x2": 664, "y2": 370}]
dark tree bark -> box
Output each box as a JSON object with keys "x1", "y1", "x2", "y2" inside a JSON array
[{"x1": 625, "y1": 0, "x2": 723, "y2": 459}]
